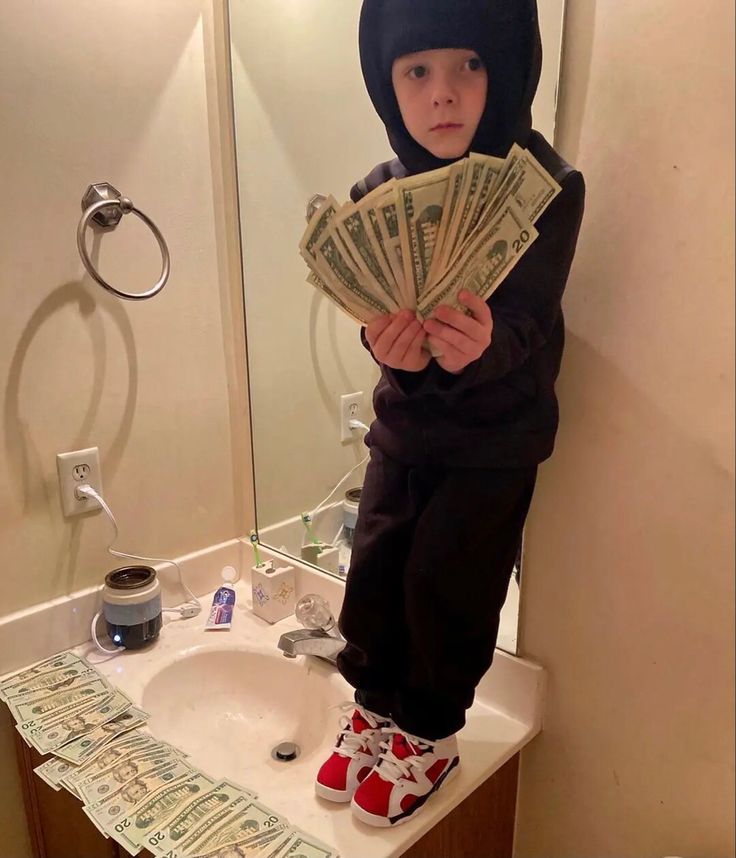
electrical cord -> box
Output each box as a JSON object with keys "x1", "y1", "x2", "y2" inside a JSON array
[
  {"x1": 76, "y1": 485, "x2": 202, "y2": 622},
  {"x1": 304, "y1": 418, "x2": 370, "y2": 548},
  {"x1": 90, "y1": 610, "x2": 124, "y2": 655}
]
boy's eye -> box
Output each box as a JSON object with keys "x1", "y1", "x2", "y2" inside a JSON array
[
  {"x1": 408, "y1": 65, "x2": 427, "y2": 80},
  {"x1": 466, "y1": 57, "x2": 484, "y2": 72}
]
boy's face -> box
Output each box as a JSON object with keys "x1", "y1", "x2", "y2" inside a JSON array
[{"x1": 391, "y1": 48, "x2": 488, "y2": 160}]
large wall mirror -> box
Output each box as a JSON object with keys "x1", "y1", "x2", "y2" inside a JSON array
[{"x1": 228, "y1": 0, "x2": 566, "y2": 654}]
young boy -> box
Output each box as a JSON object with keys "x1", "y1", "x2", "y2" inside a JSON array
[{"x1": 315, "y1": 0, "x2": 585, "y2": 828}]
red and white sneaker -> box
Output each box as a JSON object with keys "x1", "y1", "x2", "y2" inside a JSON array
[
  {"x1": 350, "y1": 727, "x2": 460, "y2": 827},
  {"x1": 315, "y1": 704, "x2": 393, "y2": 802}
]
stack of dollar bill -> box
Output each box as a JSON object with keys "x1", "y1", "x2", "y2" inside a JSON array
[
  {"x1": 299, "y1": 142, "x2": 562, "y2": 325},
  {"x1": 1, "y1": 651, "x2": 339, "y2": 858}
]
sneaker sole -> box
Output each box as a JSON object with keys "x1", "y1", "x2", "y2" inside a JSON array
[
  {"x1": 315, "y1": 780, "x2": 354, "y2": 802},
  {"x1": 350, "y1": 758, "x2": 460, "y2": 827}
]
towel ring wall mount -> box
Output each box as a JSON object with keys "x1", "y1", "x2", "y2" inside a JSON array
[{"x1": 77, "y1": 182, "x2": 170, "y2": 301}]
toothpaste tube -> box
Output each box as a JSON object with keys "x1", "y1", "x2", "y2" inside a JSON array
[{"x1": 205, "y1": 583, "x2": 236, "y2": 631}]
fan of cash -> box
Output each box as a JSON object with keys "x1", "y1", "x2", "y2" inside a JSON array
[{"x1": 299, "y1": 142, "x2": 562, "y2": 325}]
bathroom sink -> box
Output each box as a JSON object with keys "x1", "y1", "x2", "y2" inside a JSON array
[
  {"x1": 74, "y1": 571, "x2": 544, "y2": 858},
  {"x1": 1, "y1": 542, "x2": 546, "y2": 858},
  {"x1": 140, "y1": 646, "x2": 347, "y2": 782}
]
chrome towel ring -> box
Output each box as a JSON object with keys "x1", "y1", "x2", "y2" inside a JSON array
[
  {"x1": 306, "y1": 193, "x2": 328, "y2": 222},
  {"x1": 77, "y1": 182, "x2": 170, "y2": 301}
]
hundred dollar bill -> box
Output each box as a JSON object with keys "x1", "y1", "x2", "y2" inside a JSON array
[
  {"x1": 79, "y1": 743, "x2": 186, "y2": 806},
  {"x1": 417, "y1": 203, "x2": 539, "y2": 320},
  {"x1": 3, "y1": 664, "x2": 100, "y2": 703},
  {"x1": 62, "y1": 731, "x2": 156, "y2": 795},
  {"x1": 84, "y1": 757, "x2": 193, "y2": 833},
  {"x1": 9, "y1": 676, "x2": 111, "y2": 723},
  {"x1": 395, "y1": 166, "x2": 450, "y2": 304},
  {"x1": 0, "y1": 651, "x2": 91, "y2": 700},
  {"x1": 54, "y1": 705, "x2": 150, "y2": 764},
  {"x1": 144, "y1": 780, "x2": 256, "y2": 856},
  {"x1": 170, "y1": 796, "x2": 288, "y2": 858},
  {"x1": 24, "y1": 689, "x2": 134, "y2": 754},
  {"x1": 108, "y1": 770, "x2": 219, "y2": 856}
]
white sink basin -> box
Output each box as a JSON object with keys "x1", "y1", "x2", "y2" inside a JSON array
[{"x1": 140, "y1": 646, "x2": 348, "y2": 787}]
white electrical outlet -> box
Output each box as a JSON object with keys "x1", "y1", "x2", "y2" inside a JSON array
[
  {"x1": 340, "y1": 392, "x2": 364, "y2": 443},
  {"x1": 56, "y1": 447, "x2": 103, "y2": 517}
]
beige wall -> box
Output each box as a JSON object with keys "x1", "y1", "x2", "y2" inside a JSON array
[
  {"x1": 0, "y1": 2, "x2": 252, "y2": 853},
  {"x1": 515, "y1": 1, "x2": 735, "y2": 856}
]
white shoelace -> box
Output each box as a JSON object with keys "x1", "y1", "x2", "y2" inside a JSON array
[
  {"x1": 375, "y1": 726, "x2": 434, "y2": 785},
  {"x1": 330, "y1": 701, "x2": 384, "y2": 758}
]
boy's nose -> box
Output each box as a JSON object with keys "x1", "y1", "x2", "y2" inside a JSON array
[{"x1": 432, "y1": 75, "x2": 458, "y2": 105}]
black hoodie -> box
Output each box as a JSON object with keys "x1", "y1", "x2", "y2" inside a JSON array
[{"x1": 352, "y1": 0, "x2": 586, "y2": 469}]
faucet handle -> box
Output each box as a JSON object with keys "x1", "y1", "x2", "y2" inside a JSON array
[{"x1": 295, "y1": 594, "x2": 336, "y2": 633}]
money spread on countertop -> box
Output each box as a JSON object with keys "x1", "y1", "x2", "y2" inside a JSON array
[{"x1": 2, "y1": 650, "x2": 339, "y2": 857}]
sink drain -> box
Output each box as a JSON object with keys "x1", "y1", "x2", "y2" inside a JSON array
[{"x1": 271, "y1": 741, "x2": 300, "y2": 762}]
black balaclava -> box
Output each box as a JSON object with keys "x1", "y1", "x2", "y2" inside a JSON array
[{"x1": 358, "y1": 0, "x2": 543, "y2": 176}]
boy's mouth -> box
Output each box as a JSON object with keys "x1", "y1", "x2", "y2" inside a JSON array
[{"x1": 430, "y1": 122, "x2": 463, "y2": 132}]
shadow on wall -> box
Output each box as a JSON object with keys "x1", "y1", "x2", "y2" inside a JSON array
[
  {"x1": 4, "y1": 238, "x2": 139, "y2": 595},
  {"x1": 307, "y1": 291, "x2": 380, "y2": 429}
]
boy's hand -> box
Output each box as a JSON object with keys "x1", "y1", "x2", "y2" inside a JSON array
[
  {"x1": 423, "y1": 290, "x2": 494, "y2": 375},
  {"x1": 365, "y1": 310, "x2": 431, "y2": 372}
]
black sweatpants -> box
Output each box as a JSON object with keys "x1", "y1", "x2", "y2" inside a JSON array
[{"x1": 336, "y1": 446, "x2": 538, "y2": 741}]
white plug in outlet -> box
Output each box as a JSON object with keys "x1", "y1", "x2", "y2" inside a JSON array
[
  {"x1": 56, "y1": 447, "x2": 103, "y2": 517},
  {"x1": 340, "y1": 392, "x2": 364, "y2": 443}
]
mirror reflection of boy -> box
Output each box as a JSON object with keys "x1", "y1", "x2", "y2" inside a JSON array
[{"x1": 315, "y1": 0, "x2": 585, "y2": 828}]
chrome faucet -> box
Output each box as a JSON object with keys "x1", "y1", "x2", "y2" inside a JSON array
[
  {"x1": 277, "y1": 594, "x2": 345, "y2": 666},
  {"x1": 277, "y1": 628, "x2": 345, "y2": 665}
]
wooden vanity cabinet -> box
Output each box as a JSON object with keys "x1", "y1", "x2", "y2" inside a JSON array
[
  {"x1": 11, "y1": 711, "x2": 518, "y2": 858},
  {"x1": 10, "y1": 710, "x2": 156, "y2": 858},
  {"x1": 402, "y1": 754, "x2": 518, "y2": 857}
]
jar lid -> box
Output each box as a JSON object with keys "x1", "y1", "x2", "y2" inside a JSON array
[{"x1": 104, "y1": 566, "x2": 157, "y2": 590}]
